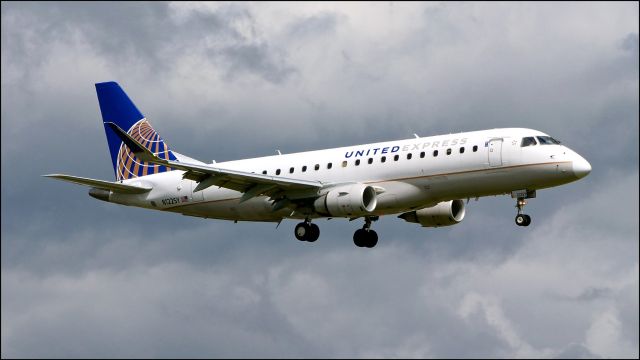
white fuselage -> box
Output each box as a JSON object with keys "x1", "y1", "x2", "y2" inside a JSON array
[{"x1": 109, "y1": 128, "x2": 589, "y2": 221}]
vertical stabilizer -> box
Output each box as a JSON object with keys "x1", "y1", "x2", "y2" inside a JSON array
[{"x1": 95, "y1": 82, "x2": 177, "y2": 181}]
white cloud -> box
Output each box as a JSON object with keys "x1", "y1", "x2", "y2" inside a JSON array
[
  {"x1": 458, "y1": 292, "x2": 546, "y2": 357},
  {"x1": 585, "y1": 307, "x2": 636, "y2": 358}
]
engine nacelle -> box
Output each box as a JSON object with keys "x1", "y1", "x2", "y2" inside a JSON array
[
  {"x1": 314, "y1": 183, "x2": 377, "y2": 217},
  {"x1": 398, "y1": 200, "x2": 466, "y2": 227},
  {"x1": 88, "y1": 188, "x2": 110, "y2": 202}
]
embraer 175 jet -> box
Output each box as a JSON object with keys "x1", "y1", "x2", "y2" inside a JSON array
[{"x1": 46, "y1": 82, "x2": 592, "y2": 248}]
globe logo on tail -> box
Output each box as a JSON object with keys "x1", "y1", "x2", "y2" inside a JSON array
[{"x1": 116, "y1": 119, "x2": 176, "y2": 181}]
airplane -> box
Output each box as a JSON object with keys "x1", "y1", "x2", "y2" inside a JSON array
[{"x1": 45, "y1": 81, "x2": 592, "y2": 248}]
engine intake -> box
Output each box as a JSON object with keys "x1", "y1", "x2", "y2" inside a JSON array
[
  {"x1": 314, "y1": 184, "x2": 377, "y2": 217},
  {"x1": 398, "y1": 200, "x2": 465, "y2": 227}
]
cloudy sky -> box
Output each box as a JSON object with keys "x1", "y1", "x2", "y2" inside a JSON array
[{"x1": 1, "y1": 2, "x2": 638, "y2": 358}]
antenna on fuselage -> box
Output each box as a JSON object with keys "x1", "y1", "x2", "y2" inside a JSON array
[
  {"x1": 276, "y1": 150, "x2": 282, "y2": 155},
  {"x1": 413, "y1": 133, "x2": 419, "y2": 138}
]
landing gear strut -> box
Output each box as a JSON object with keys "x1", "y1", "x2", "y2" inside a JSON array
[
  {"x1": 512, "y1": 190, "x2": 534, "y2": 227},
  {"x1": 353, "y1": 216, "x2": 378, "y2": 248},
  {"x1": 295, "y1": 219, "x2": 320, "y2": 242},
  {"x1": 514, "y1": 199, "x2": 531, "y2": 227}
]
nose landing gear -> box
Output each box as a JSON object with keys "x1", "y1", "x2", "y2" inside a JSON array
[
  {"x1": 512, "y1": 190, "x2": 534, "y2": 227},
  {"x1": 515, "y1": 212, "x2": 531, "y2": 227}
]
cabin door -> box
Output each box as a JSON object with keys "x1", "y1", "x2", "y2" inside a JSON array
[{"x1": 488, "y1": 139, "x2": 503, "y2": 167}]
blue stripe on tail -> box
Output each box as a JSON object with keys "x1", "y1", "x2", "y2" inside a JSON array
[{"x1": 95, "y1": 82, "x2": 176, "y2": 181}]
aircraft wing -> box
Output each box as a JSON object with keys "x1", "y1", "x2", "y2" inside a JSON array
[
  {"x1": 104, "y1": 122, "x2": 324, "y2": 199},
  {"x1": 43, "y1": 174, "x2": 152, "y2": 194}
]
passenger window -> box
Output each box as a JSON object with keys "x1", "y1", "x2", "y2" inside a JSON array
[
  {"x1": 446, "y1": 148, "x2": 452, "y2": 155},
  {"x1": 342, "y1": 161, "x2": 347, "y2": 168},
  {"x1": 262, "y1": 170, "x2": 267, "y2": 175},
  {"x1": 473, "y1": 145, "x2": 478, "y2": 152},
  {"x1": 521, "y1": 137, "x2": 537, "y2": 147},
  {"x1": 327, "y1": 163, "x2": 332, "y2": 169},
  {"x1": 420, "y1": 151, "x2": 425, "y2": 158},
  {"x1": 460, "y1": 147, "x2": 465, "y2": 154},
  {"x1": 394, "y1": 154, "x2": 399, "y2": 161},
  {"x1": 355, "y1": 159, "x2": 361, "y2": 166},
  {"x1": 289, "y1": 167, "x2": 294, "y2": 174},
  {"x1": 368, "y1": 158, "x2": 373, "y2": 164},
  {"x1": 302, "y1": 165, "x2": 307, "y2": 172},
  {"x1": 314, "y1": 164, "x2": 320, "y2": 171},
  {"x1": 276, "y1": 169, "x2": 281, "y2": 175},
  {"x1": 407, "y1": 153, "x2": 412, "y2": 160},
  {"x1": 433, "y1": 150, "x2": 438, "y2": 157},
  {"x1": 381, "y1": 156, "x2": 386, "y2": 163}
]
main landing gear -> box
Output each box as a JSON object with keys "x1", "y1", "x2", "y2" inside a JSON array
[
  {"x1": 294, "y1": 219, "x2": 320, "y2": 242},
  {"x1": 353, "y1": 216, "x2": 378, "y2": 248},
  {"x1": 293, "y1": 216, "x2": 380, "y2": 248},
  {"x1": 512, "y1": 190, "x2": 535, "y2": 227}
]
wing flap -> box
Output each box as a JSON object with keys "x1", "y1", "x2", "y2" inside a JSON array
[{"x1": 44, "y1": 174, "x2": 152, "y2": 194}]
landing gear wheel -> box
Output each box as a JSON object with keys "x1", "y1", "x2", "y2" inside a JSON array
[
  {"x1": 353, "y1": 216, "x2": 380, "y2": 248},
  {"x1": 295, "y1": 222, "x2": 320, "y2": 242},
  {"x1": 295, "y1": 222, "x2": 310, "y2": 241},
  {"x1": 515, "y1": 214, "x2": 532, "y2": 227},
  {"x1": 353, "y1": 228, "x2": 367, "y2": 247},
  {"x1": 308, "y1": 223, "x2": 320, "y2": 242},
  {"x1": 353, "y1": 228, "x2": 378, "y2": 248},
  {"x1": 364, "y1": 230, "x2": 378, "y2": 248}
]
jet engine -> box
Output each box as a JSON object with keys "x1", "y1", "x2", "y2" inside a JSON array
[
  {"x1": 314, "y1": 183, "x2": 377, "y2": 217},
  {"x1": 398, "y1": 200, "x2": 466, "y2": 227}
]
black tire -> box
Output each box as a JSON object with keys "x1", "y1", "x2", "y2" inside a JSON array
[
  {"x1": 523, "y1": 214, "x2": 531, "y2": 227},
  {"x1": 353, "y1": 228, "x2": 367, "y2": 247},
  {"x1": 295, "y1": 222, "x2": 309, "y2": 241},
  {"x1": 364, "y1": 230, "x2": 378, "y2": 248},
  {"x1": 308, "y1": 223, "x2": 320, "y2": 242},
  {"x1": 515, "y1": 214, "x2": 526, "y2": 226}
]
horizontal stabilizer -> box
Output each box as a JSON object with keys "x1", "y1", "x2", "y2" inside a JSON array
[{"x1": 43, "y1": 174, "x2": 152, "y2": 194}]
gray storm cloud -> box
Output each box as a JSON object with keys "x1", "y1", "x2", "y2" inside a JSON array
[{"x1": 2, "y1": 2, "x2": 638, "y2": 358}]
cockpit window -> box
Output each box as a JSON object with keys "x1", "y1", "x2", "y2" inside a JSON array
[
  {"x1": 521, "y1": 137, "x2": 537, "y2": 147},
  {"x1": 536, "y1": 136, "x2": 561, "y2": 145}
]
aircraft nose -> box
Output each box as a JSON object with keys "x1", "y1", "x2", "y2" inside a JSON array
[{"x1": 572, "y1": 154, "x2": 592, "y2": 179}]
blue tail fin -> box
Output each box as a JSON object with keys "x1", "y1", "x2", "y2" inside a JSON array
[{"x1": 95, "y1": 82, "x2": 177, "y2": 181}]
